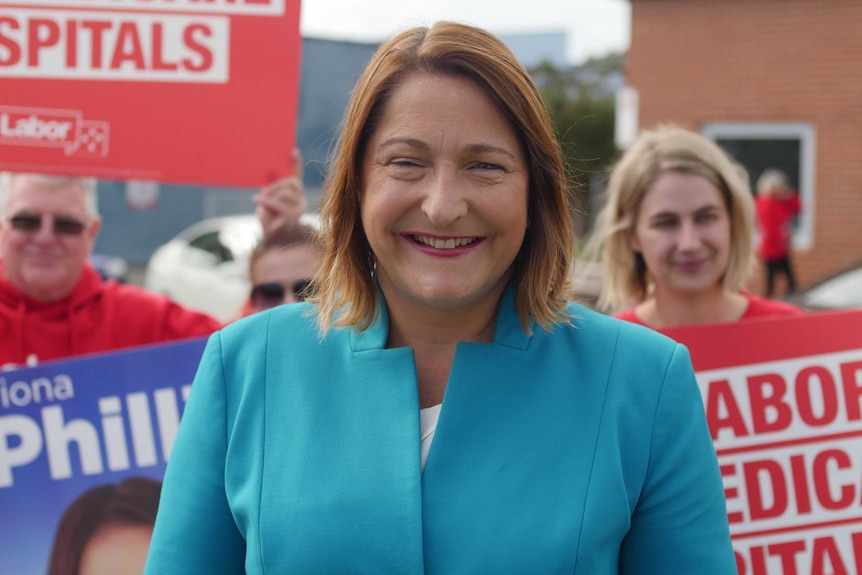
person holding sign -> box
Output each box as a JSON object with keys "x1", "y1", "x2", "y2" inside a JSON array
[
  {"x1": 248, "y1": 148, "x2": 321, "y2": 314},
  {"x1": 593, "y1": 126, "x2": 802, "y2": 329},
  {"x1": 253, "y1": 148, "x2": 309, "y2": 235},
  {"x1": 145, "y1": 22, "x2": 735, "y2": 574},
  {"x1": 245, "y1": 220, "x2": 319, "y2": 314},
  {"x1": 0, "y1": 156, "x2": 311, "y2": 367},
  {"x1": 0, "y1": 173, "x2": 221, "y2": 368}
]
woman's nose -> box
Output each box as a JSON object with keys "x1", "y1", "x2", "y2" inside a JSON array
[
  {"x1": 421, "y1": 166, "x2": 468, "y2": 227},
  {"x1": 677, "y1": 221, "x2": 702, "y2": 251}
]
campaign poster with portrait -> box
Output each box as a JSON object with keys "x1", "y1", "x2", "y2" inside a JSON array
[
  {"x1": 0, "y1": 0, "x2": 301, "y2": 187},
  {"x1": 665, "y1": 310, "x2": 862, "y2": 575},
  {"x1": 0, "y1": 337, "x2": 207, "y2": 574}
]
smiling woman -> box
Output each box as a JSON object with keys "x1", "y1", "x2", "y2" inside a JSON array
[
  {"x1": 594, "y1": 125, "x2": 803, "y2": 329},
  {"x1": 145, "y1": 23, "x2": 736, "y2": 575},
  {"x1": 359, "y1": 72, "x2": 529, "y2": 361}
]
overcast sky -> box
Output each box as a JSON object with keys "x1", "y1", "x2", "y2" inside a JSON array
[{"x1": 299, "y1": 0, "x2": 631, "y2": 65}]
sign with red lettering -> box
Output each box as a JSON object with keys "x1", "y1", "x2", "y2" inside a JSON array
[
  {"x1": 0, "y1": 0, "x2": 301, "y2": 186},
  {"x1": 664, "y1": 310, "x2": 862, "y2": 575}
]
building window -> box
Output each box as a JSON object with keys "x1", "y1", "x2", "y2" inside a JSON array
[{"x1": 701, "y1": 122, "x2": 815, "y2": 250}]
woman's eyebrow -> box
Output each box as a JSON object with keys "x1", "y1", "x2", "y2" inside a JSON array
[
  {"x1": 648, "y1": 210, "x2": 678, "y2": 220},
  {"x1": 464, "y1": 143, "x2": 518, "y2": 160},
  {"x1": 695, "y1": 204, "x2": 723, "y2": 213},
  {"x1": 376, "y1": 138, "x2": 517, "y2": 160},
  {"x1": 377, "y1": 137, "x2": 430, "y2": 151}
]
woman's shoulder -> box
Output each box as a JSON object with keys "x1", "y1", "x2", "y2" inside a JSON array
[
  {"x1": 560, "y1": 303, "x2": 693, "y2": 406},
  {"x1": 218, "y1": 303, "x2": 339, "y2": 350},
  {"x1": 611, "y1": 305, "x2": 644, "y2": 325},
  {"x1": 564, "y1": 302, "x2": 681, "y2": 360},
  {"x1": 741, "y1": 292, "x2": 805, "y2": 319}
]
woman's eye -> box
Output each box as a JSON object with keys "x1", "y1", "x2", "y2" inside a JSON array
[
  {"x1": 472, "y1": 162, "x2": 503, "y2": 171},
  {"x1": 390, "y1": 158, "x2": 420, "y2": 168},
  {"x1": 696, "y1": 212, "x2": 719, "y2": 223},
  {"x1": 652, "y1": 219, "x2": 677, "y2": 229}
]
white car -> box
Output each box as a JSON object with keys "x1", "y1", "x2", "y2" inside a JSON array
[
  {"x1": 790, "y1": 264, "x2": 862, "y2": 311},
  {"x1": 145, "y1": 213, "x2": 318, "y2": 322}
]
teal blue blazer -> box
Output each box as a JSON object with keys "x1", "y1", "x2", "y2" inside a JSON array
[{"x1": 145, "y1": 289, "x2": 735, "y2": 574}]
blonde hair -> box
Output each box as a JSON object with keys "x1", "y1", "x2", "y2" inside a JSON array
[
  {"x1": 311, "y1": 21, "x2": 575, "y2": 334},
  {"x1": 594, "y1": 125, "x2": 755, "y2": 310},
  {"x1": 0, "y1": 172, "x2": 98, "y2": 219}
]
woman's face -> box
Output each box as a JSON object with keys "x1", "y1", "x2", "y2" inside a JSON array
[
  {"x1": 629, "y1": 171, "x2": 732, "y2": 297},
  {"x1": 360, "y1": 73, "x2": 529, "y2": 318},
  {"x1": 78, "y1": 524, "x2": 152, "y2": 575}
]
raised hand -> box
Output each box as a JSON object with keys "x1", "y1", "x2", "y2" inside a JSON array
[{"x1": 254, "y1": 148, "x2": 307, "y2": 233}]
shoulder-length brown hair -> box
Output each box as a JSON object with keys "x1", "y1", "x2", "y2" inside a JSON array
[
  {"x1": 311, "y1": 21, "x2": 575, "y2": 333},
  {"x1": 595, "y1": 125, "x2": 755, "y2": 310},
  {"x1": 46, "y1": 477, "x2": 161, "y2": 575}
]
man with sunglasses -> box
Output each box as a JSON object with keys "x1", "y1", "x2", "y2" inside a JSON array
[
  {"x1": 0, "y1": 172, "x2": 221, "y2": 368},
  {"x1": 245, "y1": 220, "x2": 319, "y2": 315}
]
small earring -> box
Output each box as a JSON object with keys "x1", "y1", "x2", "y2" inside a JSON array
[{"x1": 526, "y1": 217, "x2": 531, "y2": 229}]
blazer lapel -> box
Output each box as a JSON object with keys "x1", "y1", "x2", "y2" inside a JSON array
[{"x1": 421, "y1": 292, "x2": 614, "y2": 573}]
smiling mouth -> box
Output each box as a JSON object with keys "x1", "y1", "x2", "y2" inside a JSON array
[
  {"x1": 412, "y1": 235, "x2": 479, "y2": 249},
  {"x1": 674, "y1": 259, "x2": 707, "y2": 270}
]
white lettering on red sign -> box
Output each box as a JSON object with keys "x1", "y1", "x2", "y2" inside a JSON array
[
  {"x1": 0, "y1": 113, "x2": 74, "y2": 141},
  {"x1": 0, "y1": 105, "x2": 111, "y2": 158},
  {"x1": 0, "y1": 0, "x2": 285, "y2": 16},
  {"x1": 0, "y1": 9, "x2": 229, "y2": 82}
]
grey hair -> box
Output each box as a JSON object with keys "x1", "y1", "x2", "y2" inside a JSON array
[
  {"x1": 0, "y1": 172, "x2": 99, "y2": 219},
  {"x1": 755, "y1": 168, "x2": 789, "y2": 195}
]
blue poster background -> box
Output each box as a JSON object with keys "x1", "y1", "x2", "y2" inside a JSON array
[{"x1": 0, "y1": 337, "x2": 207, "y2": 575}]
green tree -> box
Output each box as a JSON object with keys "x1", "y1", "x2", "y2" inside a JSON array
[{"x1": 531, "y1": 54, "x2": 622, "y2": 236}]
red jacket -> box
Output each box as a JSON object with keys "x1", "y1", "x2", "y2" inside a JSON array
[
  {"x1": 0, "y1": 263, "x2": 221, "y2": 367},
  {"x1": 756, "y1": 192, "x2": 801, "y2": 260}
]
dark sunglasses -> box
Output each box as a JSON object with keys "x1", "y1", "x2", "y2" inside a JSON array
[
  {"x1": 8, "y1": 213, "x2": 87, "y2": 236},
  {"x1": 250, "y1": 279, "x2": 313, "y2": 309}
]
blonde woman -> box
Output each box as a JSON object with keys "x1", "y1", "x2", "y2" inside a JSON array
[{"x1": 596, "y1": 126, "x2": 801, "y2": 329}]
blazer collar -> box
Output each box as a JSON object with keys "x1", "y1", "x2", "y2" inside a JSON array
[{"x1": 349, "y1": 283, "x2": 531, "y2": 353}]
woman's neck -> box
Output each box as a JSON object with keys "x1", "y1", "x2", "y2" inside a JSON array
[
  {"x1": 636, "y1": 286, "x2": 748, "y2": 329},
  {"x1": 386, "y1": 302, "x2": 498, "y2": 409}
]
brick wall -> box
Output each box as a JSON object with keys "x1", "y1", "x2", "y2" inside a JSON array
[{"x1": 628, "y1": 0, "x2": 862, "y2": 291}]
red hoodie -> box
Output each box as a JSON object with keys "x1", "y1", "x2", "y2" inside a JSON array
[
  {"x1": 0, "y1": 263, "x2": 221, "y2": 367},
  {"x1": 756, "y1": 192, "x2": 801, "y2": 260}
]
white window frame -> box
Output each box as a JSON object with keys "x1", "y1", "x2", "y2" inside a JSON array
[{"x1": 701, "y1": 122, "x2": 815, "y2": 250}]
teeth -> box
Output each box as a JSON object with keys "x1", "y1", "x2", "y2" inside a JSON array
[{"x1": 413, "y1": 235, "x2": 477, "y2": 249}]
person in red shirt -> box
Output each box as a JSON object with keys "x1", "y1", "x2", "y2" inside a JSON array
[
  {"x1": 755, "y1": 168, "x2": 801, "y2": 297},
  {"x1": 0, "y1": 173, "x2": 221, "y2": 368},
  {"x1": 0, "y1": 161, "x2": 309, "y2": 368},
  {"x1": 591, "y1": 126, "x2": 802, "y2": 330}
]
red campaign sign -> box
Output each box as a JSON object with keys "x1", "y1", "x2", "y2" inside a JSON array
[
  {"x1": 663, "y1": 311, "x2": 862, "y2": 575},
  {"x1": 0, "y1": 0, "x2": 301, "y2": 186}
]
